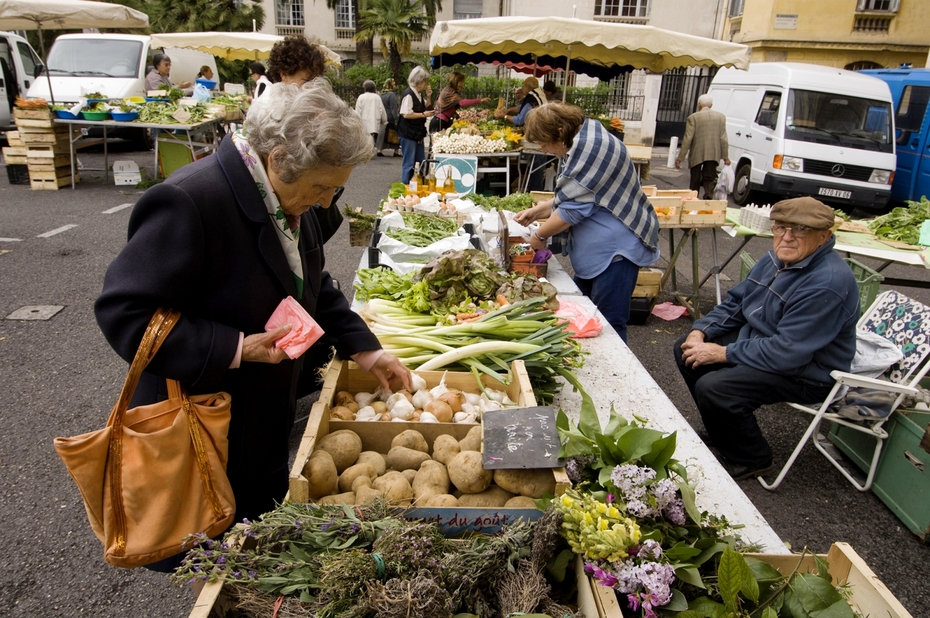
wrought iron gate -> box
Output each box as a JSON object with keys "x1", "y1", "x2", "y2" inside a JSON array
[{"x1": 654, "y1": 67, "x2": 717, "y2": 146}]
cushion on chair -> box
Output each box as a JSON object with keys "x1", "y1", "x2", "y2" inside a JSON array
[
  {"x1": 860, "y1": 290, "x2": 930, "y2": 383},
  {"x1": 832, "y1": 388, "x2": 898, "y2": 421}
]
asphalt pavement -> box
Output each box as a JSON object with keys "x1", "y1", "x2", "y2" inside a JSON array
[{"x1": 0, "y1": 141, "x2": 927, "y2": 616}]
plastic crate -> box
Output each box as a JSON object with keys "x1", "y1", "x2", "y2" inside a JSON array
[
  {"x1": 845, "y1": 258, "x2": 883, "y2": 315},
  {"x1": 6, "y1": 164, "x2": 30, "y2": 185},
  {"x1": 739, "y1": 251, "x2": 757, "y2": 281}
]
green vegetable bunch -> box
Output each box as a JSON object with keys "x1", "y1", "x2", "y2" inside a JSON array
[
  {"x1": 471, "y1": 192, "x2": 536, "y2": 213},
  {"x1": 136, "y1": 101, "x2": 208, "y2": 124},
  {"x1": 383, "y1": 213, "x2": 459, "y2": 247},
  {"x1": 866, "y1": 196, "x2": 930, "y2": 246}
]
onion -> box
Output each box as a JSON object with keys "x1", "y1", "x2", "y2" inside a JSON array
[
  {"x1": 371, "y1": 401, "x2": 387, "y2": 415},
  {"x1": 425, "y1": 399, "x2": 453, "y2": 422},
  {"x1": 438, "y1": 390, "x2": 465, "y2": 413}
]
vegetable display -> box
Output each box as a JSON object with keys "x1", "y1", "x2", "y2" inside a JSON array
[
  {"x1": 382, "y1": 212, "x2": 458, "y2": 247},
  {"x1": 470, "y1": 191, "x2": 536, "y2": 213},
  {"x1": 866, "y1": 196, "x2": 930, "y2": 245},
  {"x1": 431, "y1": 130, "x2": 511, "y2": 154},
  {"x1": 136, "y1": 101, "x2": 208, "y2": 124}
]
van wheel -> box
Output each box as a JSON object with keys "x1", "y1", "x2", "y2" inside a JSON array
[{"x1": 732, "y1": 163, "x2": 754, "y2": 206}]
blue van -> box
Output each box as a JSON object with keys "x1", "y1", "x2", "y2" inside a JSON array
[{"x1": 861, "y1": 68, "x2": 930, "y2": 205}]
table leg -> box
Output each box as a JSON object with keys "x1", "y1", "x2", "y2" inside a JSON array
[
  {"x1": 711, "y1": 228, "x2": 721, "y2": 304},
  {"x1": 153, "y1": 129, "x2": 161, "y2": 179},
  {"x1": 691, "y1": 231, "x2": 701, "y2": 319},
  {"x1": 700, "y1": 234, "x2": 756, "y2": 288},
  {"x1": 103, "y1": 126, "x2": 109, "y2": 183},
  {"x1": 69, "y1": 126, "x2": 78, "y2": 190}
]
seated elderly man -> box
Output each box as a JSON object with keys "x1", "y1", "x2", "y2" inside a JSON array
[{"x1": 674, "y1": 197, "x2": 860, "y2": 479}]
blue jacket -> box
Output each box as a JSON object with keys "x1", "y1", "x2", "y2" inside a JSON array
[{"x1": 693, "y1": 236, "x2": 859, "y2": 385}]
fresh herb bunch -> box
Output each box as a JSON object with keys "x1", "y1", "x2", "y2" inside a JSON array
[
  {"x1": 866, "y1": 196, "x2": 930, "y2": 245},
  {"x1": 157, "y1": 83, "x2": 185, "y2": 102},
  {"x1": 84, "y1": 91, "x2": 107, "y2": 99},
  {"x1": 471, "y1": 192, "x2": 537, "y2": 213},
  {"x1": 136, "y1": 101, "x2": 208, "y2": 124},
  {"x1": 342, "y1": 205, "x2": 379, "y2": 232},
  {"x1": 383, "y1": 212, "x2": 460, "y2": 247}
]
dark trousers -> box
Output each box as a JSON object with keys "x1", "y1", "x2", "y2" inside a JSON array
[
  {"x1": 689, "y1": 160, "x2": 719, "y2": 199},
  {"x1": 673, "y1": 332, "x2": 833, "y2": 466},
  {"x1": 573, "y1": 258, "x2": 639, "y2": 343}
]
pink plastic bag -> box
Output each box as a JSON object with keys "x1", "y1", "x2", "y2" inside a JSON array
[
  {"x1": 651, "y1": 302, "x2": 690, "y2": 321},
  {"x1": 264, "y1": 296, "x2": 325, "y2": 359},
  {"x1": 554, "y1": 299, "x2": 603, "y2": 338}
]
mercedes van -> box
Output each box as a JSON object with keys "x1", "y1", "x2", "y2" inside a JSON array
[
  {"x1": 1, "y1": 31, "x2": 43, "y2": 134},
  {"x1": 708, "y1": 62, "x2": 896, "y2": 210}
]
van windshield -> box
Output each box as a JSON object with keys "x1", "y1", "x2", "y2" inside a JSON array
[
  {"x1": 785, "y1": 89, "x2": 893, "y2": 153},
  {"x1": 46, "y1": 39, "x2": 143, "y2": 79}
]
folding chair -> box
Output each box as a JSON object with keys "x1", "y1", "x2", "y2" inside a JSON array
[{"x1": 759, "y1": 290, "x2": 930, "y2": 491}]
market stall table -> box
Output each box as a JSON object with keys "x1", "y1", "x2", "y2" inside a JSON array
[
  {"x1": 54, "y1": 116, "x2": 222, "y2": 188},
  {"x1": 658, "y1": 216, "x2": 726, "y2": 319},
  {"x1": 625, "y1": 144, "x2": 652, "y2": 181},
  {"x1": 718, "y1": 208, "x2": 930, "y2": 290}
]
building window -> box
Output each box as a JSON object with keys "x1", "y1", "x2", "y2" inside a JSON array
[
  {"x1": 453, "y1": 0, "x2": 482, "y2": 19},
  {"x1": 856, "y1": 0, "x2": 900, "y2": 11},
  {"x1": 335, "y1": 0, "x2": 355, "y2": 30},
  {"x1": 846, "y1": 61, "x2": 883, "y2": 71},
  {"x1": 728, "y1": 0, "x2": 744, "y2": 18},
  {"x1": 275, "y1": 0, "x2": 305, "y2": 27},
  {"x1": 853, "y1": 15, "x2": 892, "y2": 31},
  {"x1": 594, "y1": 0, "x2": 649, "y2": 17}
]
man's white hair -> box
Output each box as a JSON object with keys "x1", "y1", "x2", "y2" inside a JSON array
[{"x1": 698, "y1": 93, "x2": 714, "y2": 108}]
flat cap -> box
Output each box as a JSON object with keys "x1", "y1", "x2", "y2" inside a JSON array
[{"x1": 770, "y1": 196, "x2": 835, "y2": 229}]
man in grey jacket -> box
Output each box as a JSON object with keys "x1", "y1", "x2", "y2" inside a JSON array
[
  {"x1": 675, "y1": 94, "x2": 730, "y2": 199},
  {"x1": 674, "y1": 197, "x2": 859, "y2": 480}
]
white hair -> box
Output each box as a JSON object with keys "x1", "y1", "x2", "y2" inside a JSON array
[
  {"x1": 407, "y1": 65, "x2": 430, "y2": 88},
  {"x1": 245, "y1": 79, "x2": 372, "y2": 183},
  {"x1": 698, "y1": 93, "x2": 714, "y2": 109}
]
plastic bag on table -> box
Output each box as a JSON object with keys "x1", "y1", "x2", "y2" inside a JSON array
[
  {"x1": 554, "y1": 299, "x2": 603, "y2": 338},
  {"x1": 192, "y1": 83, "x2": 211, "y2": 103}
]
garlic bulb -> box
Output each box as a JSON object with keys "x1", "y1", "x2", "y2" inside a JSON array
[
  {"x1": 419, "y1": 412, "x2": 439, "y2": 423},
  {"x1": 410, "y1": 372, "x2": 427, "y2": 392},
  {"x1": 354, "y1": 392, "x2": 377, "y2": 407},
  {"x1": 355, "y1": 406, "x2": 379, "y2": 422},
  {"x1": 453, "y1": 411, "x2": 478, "y2": 424},
  {"x1": 411, "y1": 388, "x2": 434, "y2": 410},
  {"x1": 464, "y1": 392, "x2": 480, "y2": 406},
  {"x1": 385, "y1": 391, "x2": 411, "y2": 411},
  {"x1": 479, "y1": 399, "x2": 502, "y2": 413},
  {"x1": 461, "y1": 402, "x2": 477, "y2": 417},
  {"x1": 484, "y1": 388, "x2": 505, "y2": 403},
  {"x1": 429, "y1": 371, "x2": 450, "y2": 398},
  {"x1": 390, "y1": 398, "x2": 415, "y2": 420},
  {"x1": 501, "y1": 395, "x2": 515, "y2": 406}
]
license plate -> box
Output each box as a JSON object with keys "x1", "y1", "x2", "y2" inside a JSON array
[{"x1": 818, "y1": 187, "x2": 852, "y2": 199}]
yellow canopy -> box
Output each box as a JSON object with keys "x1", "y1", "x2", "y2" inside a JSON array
[
  {"x1": 430, "y1": 16, "x2": 750, "y2": 76},
  {"x1": 150, "y1": 32, "x2": 342, "y2": 65}
]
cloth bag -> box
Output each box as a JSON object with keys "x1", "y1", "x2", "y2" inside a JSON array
[{"x1": 54, "y1": 309, "x2": 235, "y2": 568}]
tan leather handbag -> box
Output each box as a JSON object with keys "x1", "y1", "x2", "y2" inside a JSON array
[{"x1": 54, "y1": 308, "x2": 236, "y2": 568}]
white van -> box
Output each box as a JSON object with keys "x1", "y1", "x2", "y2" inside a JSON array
[
  {"x1": 26, "y1": 33, "x2": 217, "y2": 103},
  {"x1": 708, "y1": 62, "x2": 896, "y2": 211},
  {"x1": 1, "y1": 31, "x2": 43, "y2": 134}
]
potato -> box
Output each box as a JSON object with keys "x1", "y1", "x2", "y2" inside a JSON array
[
  {"x1": 352, "y1": 475, "x2": 373, "y2": 492},
  {"x1": 316, "y1": 430, "x2": 363, "y2": 473},
  {"x1": 356, "y1": 485, "x2": 383, "y2": 506},
  {"x1": 372, "y1": 471, "x2": 413, "y2": 504},
  {"x1": 426, "y1": 494, "x2": 459, "y2": 507},
  {"x1": 459, "y1": 425, "x2": 482, "y2": 452},
  {"x1": 412, "y1": 460, "x2": 450, "y2": 504},
  {"x1": 330, "y1": 405, "x2": 354, "y2": 421},
  {"x1": 448, "y1": 451, "x2": 492, "y2": 494},
  {"x1": 432, "y1": 434, "x2": 461, "y2": 465},
  {"x1": 371, "y1": 401, "x2": 387, "y2": 416},
  {"x1": 318, "y1": 491, "x2": 355, "y2": 505},
  {"x1": 401, "y1": 468, "x2": 418, "y2": 485},
  {"x1": 505, "y1": 496, "x2": 537, "y2": 508},
  {"x1": 493, "y1": 468, "x2": 556, "y2": 499},
  {"x1": 385, "y1": 445, "x2": 431, "y2": 471},
  {"x1": 356, "y1": 451, "x2": 386, "y2": 476},
  {"x1": 304, "y1": 450, "x2": 338, "y2": 499},
  {"x1": 343, "y1": 401, "x2": 360, "y2": 414},
  {"x1": 392, "y1": 429, "x2": 428, "y2": 453},
  {"x1": 338, "y1": 462, "x2": 378, "y2": 493},
  {"x1": 457, "y1": 485, "x2": 514, "y2": 507}
]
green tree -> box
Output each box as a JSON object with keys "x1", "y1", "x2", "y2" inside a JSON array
[
  {"x1": 148, "y1": 0, "x2": 265, "y2": 34},
  {"x1": 355, "y1": 0, "x2": 429, "y2": 85}
]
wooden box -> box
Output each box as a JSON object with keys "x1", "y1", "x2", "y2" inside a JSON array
[
  {"x1": 679, "y1": 200, "x2": 727, "y2": 226},
  {"x1": 30, "y1": 175, "x2": 76, "y2": 190},
  {"x1": 511, "y1": 261, "x2": 549, "y2": 277},
  {"x1": 13, "y1": 107, "x2": 52, "y2": 120},
  {"x1": 7, "y1": 131, "x2": 25, "y2": 147},
  {"x1": 578, "y1": 543, "x2": 913, "y2": 618},
  {"x1": 530, "y1": 190, "x2": 554, "y2": 204},
  {"x1": 655, "y1": 188, "x2": 697, "y2": 198},
  {"x1": 1, "y1": 146, "x2": 28, "y2": 165},
  {"x1": 640, "y1": 185, "x2": 658, "y2": 196},
  {"x1": 648, "y1": 196, "x2": 681, "y2": 225},
  {"x1": 636, "y1": 267, "x2": 663, "y2": 287}
]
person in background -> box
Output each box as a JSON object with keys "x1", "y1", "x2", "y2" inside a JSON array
[
  {"x1": 250, "y1": 62, "x2": 272, "y2": 99},
  {"x1": 397, "y1": 66, "x2": 435, "y2": 183},
  {"x1": 513, "y1": 102, "x2": 660, "y2": 343},
  {"x1": 543, "y1": 80, "x2": 561, "y2": 101},
  {"x1": 499, "y1": 85, "x2": 524, "y2": 117},
  {"x1": 429, "y1": 71, "x2": 490, "y2": 132},
  {"x1": 145, "y1": 53, "x2": 192, "y2": 94},
  {"x1": 674, "y1": 197, "x2": 857, "y2": 480},
  {"x1": 267, "y1": 35, "x2": 326, "y2": 84},
  {"x1": 378, "y1": 78, "x2": 401, "y2": 157},
  {"x1": 196, "y1": 65, "x2": 214, "y2": 81},
  {"x1": 500, "y1": 76, "x2": 549, "y2": 190},
  {"x1": 675, "y1": 93, "x2": 730, "y2": 199},
  {"x1": 95, "y1": 80, "x2": 413, "y2": 571},
  {"x1": 355, "y1": 80, "x2": 387, "y2": 156}
]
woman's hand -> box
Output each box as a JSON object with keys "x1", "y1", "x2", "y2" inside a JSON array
[
  {"x1": 177, "y1": 80, "x2": 192, "y2": 89},
  {"x1": 241, "y1": 324, "x2": 291, "y2": 364},
  {"x1": 480, "y1": 97, "x2": 491, "y2": 103},
  {"x1": 368, "y1": 353, "x2": 412, "y2": 392},
  {"x1": 513, "y1": 200, "x2": 553, "y2": 226}
]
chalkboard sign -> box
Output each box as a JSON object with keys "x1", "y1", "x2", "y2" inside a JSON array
[{"x1": 481, "y1": 406, "x2": 561, "y2": 469}]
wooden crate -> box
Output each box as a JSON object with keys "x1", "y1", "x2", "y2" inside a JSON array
[
  {"x1": 7, "y1": 131, "x2": 25, "y2": 147},
  {"x1": 578, "y1": 543, "x2": 913, "y2": 618},
  {"x1": 679, "y1": 200, "x2": 727, "y2": 226},
  {"x1": 13, "y1": 107, "x2": 52, "y2": 120},
  {"x1": 14, "y1": 117, "x2": 56, "y2": 129},
  {"x1": 648, "y1": 196, "x2": 681, "y2": 225},
  {"x1": 636, "y1": 267, "x2": 663, "y2": 287},
  {"x1": 28, "y1": 164, "x2": 73, "y2": 179},
  {"x1": 2, "y1": 146, "x2": 28, "y2": 165},
  {"x1": 656, "y1": 189, "x2": 697, "y2": 198},
  {"x1": 640, "y1": 185, "x2": 658, "y2": 196},
  {"x1": 27, "y1": 152, "x2": 71, "y2": 167},
  {"x1": 30, "y1": 175, "x2": 77, "y2": 190},
  {"x1": 511, "y1": 261, "x2": 548, "y2": 277},
  {"x1": 632, "y1": 284, "x2": 660, "y2": 298},
  {"x1": 530, "y1": 190, "x2": 554, "y2": 204}
]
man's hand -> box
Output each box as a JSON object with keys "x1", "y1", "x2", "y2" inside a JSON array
[
  {"x1": 242, "y1": 324, "x2": 291, "y2": 364},
  {"x1": 680, "y1": 331, "x2": 727, "y2": 368},
  {"x1": 724, "y1": 158, "x2": 731, "y2": 166},
  {"x1": 674, "y1": 161, "x2": 682, "y2": 169},
  {"x1": 368, "y1": 353, "x2": 412, "y2": 392}
]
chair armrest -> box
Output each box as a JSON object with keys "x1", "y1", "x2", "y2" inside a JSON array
[{"x1": 829, "y1": 370, "x2": 920, "y2": 396}]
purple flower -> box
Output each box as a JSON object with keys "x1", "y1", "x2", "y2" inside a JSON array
[{"x1": 663, "y1": 499, "x2": 687, "y2": 526}]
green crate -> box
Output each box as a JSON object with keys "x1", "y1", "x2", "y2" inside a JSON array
[
  {"x1": 829, "y1": 410, "x2": 930, "y2": 540},
  {"x1": 737, "y1": 253, "x2": 881, "y2": 315}
]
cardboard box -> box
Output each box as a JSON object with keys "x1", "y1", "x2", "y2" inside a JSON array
[
  {"x1": 113, "y1": 160, "x2": 142, "y2": 186},
  {"x1": 578, "y1": 543, "x2": 913, "y2": 618}
]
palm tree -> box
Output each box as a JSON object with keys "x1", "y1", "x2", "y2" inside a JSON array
[
  {"x1": 355, "y1": 0, "x2": 429, "y2": 84},
  {"x1": 149, "y1": 0, "x2": 265, "y2": 34}
]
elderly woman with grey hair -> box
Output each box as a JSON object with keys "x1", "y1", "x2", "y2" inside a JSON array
[
  {"x1": 95, "y1": 80, "x2": 411, "y2": 570},
  {"x1": 355, "y1": 79, "x2": 387, "y2": 156},
  {"x1": 397, "y1": 65, "x2": 435, "y2": 183}
]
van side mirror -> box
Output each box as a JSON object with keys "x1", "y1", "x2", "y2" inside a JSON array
[{"x1": 34, "y1": 64, "x2": 45, "y2": 79}]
